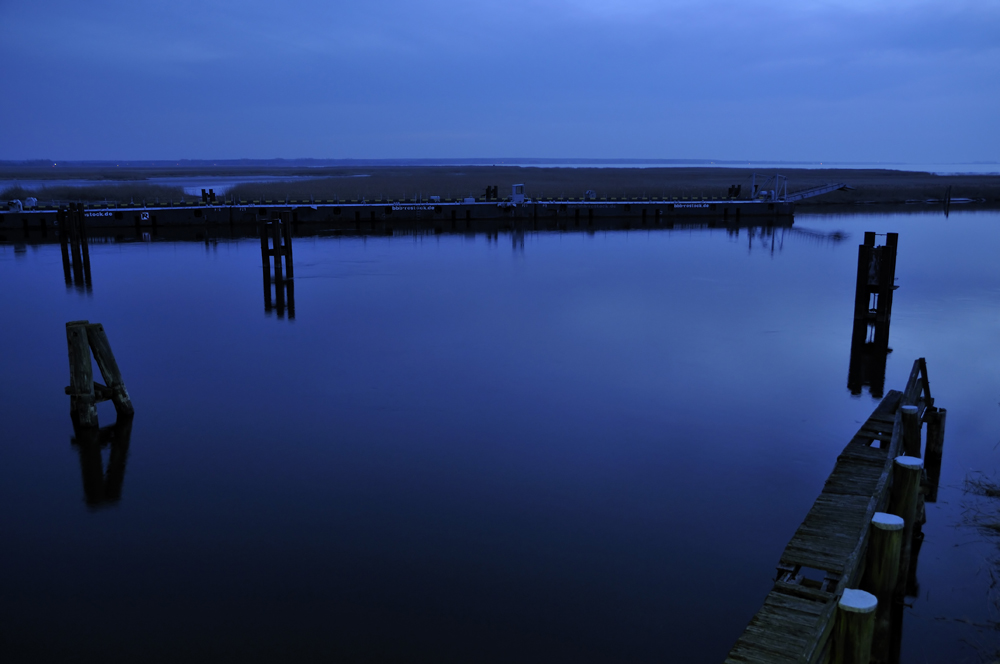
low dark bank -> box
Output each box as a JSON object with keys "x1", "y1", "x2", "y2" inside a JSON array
[{"x1": 3, "y1": 166, "x2": 999, "y2": 208}]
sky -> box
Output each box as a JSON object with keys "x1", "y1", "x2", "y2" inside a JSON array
[{"x1": 1, "y1": 0, "x2": 998, "y2": 163}]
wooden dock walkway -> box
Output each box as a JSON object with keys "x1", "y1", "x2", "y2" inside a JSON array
[{"x1": 725, "y1": 359, "x2": 936, "y2": 664}]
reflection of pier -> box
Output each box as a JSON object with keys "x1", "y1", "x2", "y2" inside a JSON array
[
  {"x1": 849, "y1": 232, "x2": 898, "y2": 398},
  {"x1": 71, "y1": 416, "x2": 132, "y2": 508},
  {"x1": 727, "y1": 359, "x2": 946, "y2": 664},
  {"x1": 58, "y1": 204, "x2": 92, "y2": 292},
  {"x1": 260, "y1": 212, "x2": 295, "y2": 319}
]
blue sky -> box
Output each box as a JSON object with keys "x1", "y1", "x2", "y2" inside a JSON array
[{"x1": 1, "y1": 0, "x2": 997, "y2": 162}]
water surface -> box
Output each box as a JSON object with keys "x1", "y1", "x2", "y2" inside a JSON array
[{"x1": 1, "y1": 212, "x2": 997, "y2": 662}]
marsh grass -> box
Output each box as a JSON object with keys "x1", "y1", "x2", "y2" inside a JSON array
[
  {"x1": 223, "y1": 166, "x2": 1000, "y2": 205},
  {"x1": 959, "y1": 473, "x2": 1000, "y2": 662},
  {"x1": 1, "y1": 183, "x2": 187, "y2": 204},
  {"x1": 2, "y1": 166, "x2": 998, "y2": 206}
]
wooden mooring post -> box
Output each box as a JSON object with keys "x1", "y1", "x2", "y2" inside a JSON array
[
  {"x1": 848, "y1": 232, "x2": 897, "y2": 398},
  {"x1": 65, "y1": 321, "x2": 134, "y2": 428},
  {"x1": 833, "y1": 589, "x2": 877, "y2": 664},
  {"x1": 260, "y1": 212, "x2": 295, "y2": 319},
  {"x1": 725, "y1": 358, "x2": 941, "y2": 664},
  {"x1": 58, "y1": 203, "x2": 93, "y2": 291},
  {"x1": 923, "y1": 408, "x2": 947, "y2": 503},
  {"x1": 861, "y1": 512, "x2": 903, "y2": 661}
]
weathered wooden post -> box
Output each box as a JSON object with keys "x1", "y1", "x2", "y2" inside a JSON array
[
  {"x1": 66, "y1": 321, "x2": 97, "y2": 426},
  {"x1": 281, "y1": 211, "x2": 294, "y2": 280},
  {"x1": 78, "y1": 205, "x2": 93, "y2": 291},
  {"x1": 923, "y1": 408, "x2": 947, "y2": 502},
  {"x1": 86, "y1": 322, "x2": 134, "y2": 417},
  {"x1": 848, "y1": 232, "x2": 897, "y2": 399},
  {"x1": 271, "y1": 219, "x2": 285, "y2": 316},
  {"x1": 58, "y1": 207, "x2": 72, "y2": 286},
  {"x1": 888, "y1": 455, "x2": 923, "y2": 593},
  {"x1": 833, "y1": 589, "x2": 877, "y2": 664},
  {"x1": 862, "y1": 512, "x2": 903, "y2": 661},
  {"x1": 863, "y1": 513, "x2": 903, "y2": 601},
  {"x1": 900, "y1": 405, "x2": 921, "y2": 458},
  {"x1": 68, "y1": 204, "x2": 85, "y2": 288},
  {"x1": 260, "y1": 220, "x2": 272, "y2": 312},
  {"x1": 65, "y1": 321, "x2": 133, "y2": 427}
]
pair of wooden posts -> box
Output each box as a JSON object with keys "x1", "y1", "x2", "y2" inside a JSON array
[
  {"x1": 833, "y1": 395, "x2": 947, "y2": 664},
  {"x1": 260, "y1": 213, "x2": 295, "y2": 318},
  {"x1": 848, "y1": 232, "x2": 898, "y2": 398},
  {"x1": 58, "y1": 203, "x2": 92, "y2": 291},
  {"x1": 65, "y1": 321, "x2": 133, "y2": 427}
]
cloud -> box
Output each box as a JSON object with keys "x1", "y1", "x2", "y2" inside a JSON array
[{"x1": 0, "y1": 0, "x2": 997, "y2": 160}]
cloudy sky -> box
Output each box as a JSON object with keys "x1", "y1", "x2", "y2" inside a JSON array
[{"x1": 1, "y1": 0, "x2": 997, "y2": 162}]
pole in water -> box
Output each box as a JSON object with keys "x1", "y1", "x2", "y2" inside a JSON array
[
  {"x1": 833, "y1": 588, "x2": 877, "y2": 664},
  {"x1": 260, "y1": 220, "x2": 272, "y2": 312},
  {"x1": 888, "y1": 455, "x2": 923, "y2": 594},
  {"x1": 862, "y1": 512, "x2": 903, "y2": 661},
  {"x1": 66, "y1": 320, "x2": 97, "y2": 426},
  {"x1": 923, "y1": 408, "x2": 947, "y2": 502},
  {"x1": 900, "y1": 405, "x2": 921, "y2": 458}
]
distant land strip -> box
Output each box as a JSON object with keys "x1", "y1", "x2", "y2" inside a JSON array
[{"x1": 2, "y1": 165, "x2": 999, "y2": 208}]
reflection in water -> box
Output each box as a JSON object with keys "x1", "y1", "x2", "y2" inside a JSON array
[
  {"x1": 59, "y1": 204, "x2": 93, "y2": 292},
  {"x1": 70, "y1": 415, "x2": 133, "y2": 508},
  {"x1": 260, "y1": 213, "x2": 295, "y2": 319},
  {"x1": 848, "y1": 232, "x2": 898, "y2": 398}
]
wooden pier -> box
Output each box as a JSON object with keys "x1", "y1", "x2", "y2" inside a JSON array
[{"x1": 725, "y1": 358, "x2": 945, "y2": 663}]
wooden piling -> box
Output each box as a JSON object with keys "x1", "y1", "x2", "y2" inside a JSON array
[
  {"x1": 85, "y1": 323, "x2": 134, "y2": 416},
  {"x1": 833, "y1": 589, "x2": 877, "y2": 664},
  {"x1": 923, "y1": 408, "x2": 946, "y2": 502},
  {"x1": 900, "y1": 405, "x2": 921, "y2": 458},
  {"x1": 862, "y1": 512, "x2": 903, "y2": 661},
  {"x1": 66, "y1": 321, "x2": 97, "y2": 426},
  {"x1": 58, "y1": 207, "x2": 72, "y2": 285},
  {"x1": 260, "y1": 221, "x2": 272, "y2": 311},
  {"x1": 77, "y1": 205, "x2": 93, "y2": 290},
  {"x1": 271, "y1": 220, "x2": 285, "y2": 315},
  {"x1": 281, "y1": 212, "x2": 294, "y2": 279},
  {"x1": 863, "y1": 512, "x2": 903, "y2": 601},
  {"x1": 888, "y1": 456, "x2": 922, "y2": 593}
]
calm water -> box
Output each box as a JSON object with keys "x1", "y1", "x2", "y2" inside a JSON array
[{"x1": 1, "y1": 212, "x2": 998, "y2": 663}]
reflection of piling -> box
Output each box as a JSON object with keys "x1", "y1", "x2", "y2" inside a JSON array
[
  {"x1": 65, "y1": 320, "x2": 134, "y2": 428},
  {"x1": 260, "y1": 212, "x2": 295, "y2": 319},
  {"x1": 944, "y1": 185, "x2": 952, "y2": 218},
  {"x1": 71, "y1": 414, "x2": 133, "y2": 508},
  {"x1": 58, "y1": 204, "x2": 93, "y2": 292},
  {"x1": 848, "y1": 232, "x2": 898, "y2": 397}
]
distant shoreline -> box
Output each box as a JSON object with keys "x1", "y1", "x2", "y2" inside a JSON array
[{"x1": 2, "y1": 164, "x2": 999, "y2": 208}]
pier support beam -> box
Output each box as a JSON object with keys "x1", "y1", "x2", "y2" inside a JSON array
[
  {"x1": 260, "y1": 214, "x2": 295, "y2": 319},
  {"x1": 66, "y1": 321, "x2": 97, "y2": 426},
  {"x1": 833, "y1": 589, "x2": 877, "y2": 664},
  {"x1": 65, "y1": 320, "x2": 133, "y2": 427}
]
